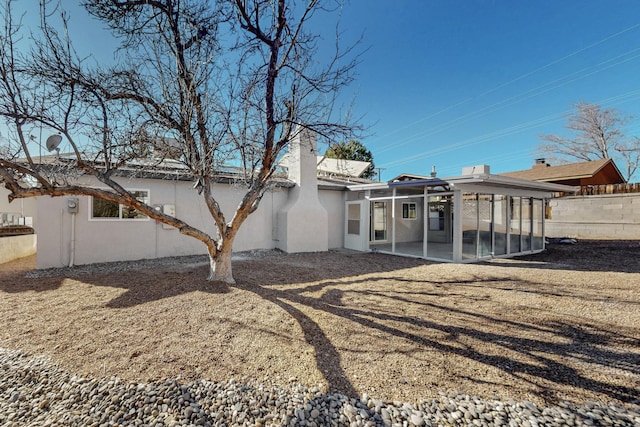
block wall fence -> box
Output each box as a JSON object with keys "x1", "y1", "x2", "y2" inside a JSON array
[{"x1": 546, "y1": 193, "x2": 640, "y2": 239}]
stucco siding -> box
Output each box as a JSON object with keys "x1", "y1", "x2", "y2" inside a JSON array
[
  {"x1": 318, "y1": 189, "x2": 345, "y2": 249},
  {"x1": 7, "y1": 132, "x2": 352, "y2": 268},
  {"x1": 394, "y1": 199, "x2": 424, "y2": 243},
  {"x1": 35, "y1": 176, "x2": 290, "y2": 269}
]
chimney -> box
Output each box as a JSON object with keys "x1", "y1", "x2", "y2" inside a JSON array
[
  {"x1": 285, "y1": 127, "x2": 317, "y2": 187},
  {"x1": 533, "y1": 158, "x2": 550, "y2": 168},
  {"x1": 276, "y1": 127, "x2": 328, "y2": 253}
]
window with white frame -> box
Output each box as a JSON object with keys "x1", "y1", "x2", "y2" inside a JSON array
[
  {"x1": 90, "y1": 190, "x2": 150, "y2": 220},
  {"x1": 402, "y1": 202, "x2": 417, "y2": 219}
]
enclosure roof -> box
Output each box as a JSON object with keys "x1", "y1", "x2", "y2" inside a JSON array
[
  {"x1": 347, "y1": 172, "x2": 576, "y2": 194},
  {"x1": 389, "y1": 177, "x2": 449, "y2": 188},
  {"x1": 317, "y1": 175, "x2": 376, "y2": 190},
  {"x1": 449, "y1": 173, "x2": 577, "y2": 193}
]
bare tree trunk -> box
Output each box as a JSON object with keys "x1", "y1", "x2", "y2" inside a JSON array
[{"x1": 208, "y1": 242, "x2": 235, "y2": 284}]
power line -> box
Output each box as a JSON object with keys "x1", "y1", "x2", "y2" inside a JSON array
[
  {"x1": 378, "y1": 89, "x2": 640, "y2": 171},
  {"x1": 374, "y1": 167, "x2": 386, "y2": 182},
  {"x1": 375, "y1": 46, "x2": 640, "y2": 156},
  {"x1": 371, "y1": 22, "x2": 640, "y2": 156}
]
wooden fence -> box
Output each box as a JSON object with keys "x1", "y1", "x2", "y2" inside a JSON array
[{"x1": 576, "y1": 182, "x2": 640, "y2": 195}]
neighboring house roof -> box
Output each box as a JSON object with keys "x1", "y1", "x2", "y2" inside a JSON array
[
  {"x1": 500, "y1": 158, "x2": 625, "y2": 185},
  {"x1": 278, "y1": 154, "x2": 371, "y2": 178},
  {"x1": 390, "y1": 173, "x2": 431, "y2": 182}
]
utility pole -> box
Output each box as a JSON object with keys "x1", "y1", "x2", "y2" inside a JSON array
[{"x1": 375, "y1": 167, "x2": 386, "y2": 182}]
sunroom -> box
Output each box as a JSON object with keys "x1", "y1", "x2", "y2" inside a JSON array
[{"x1": 344, "y1": 165, "x2": 575, "y2": 262}]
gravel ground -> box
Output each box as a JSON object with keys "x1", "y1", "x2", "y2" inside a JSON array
[
  {"x1": 2, "y1": 346, "x2": 639, "y2": 426},
  {"x1": 1, "y1": 241, "x2": 639, "y2": 426}
]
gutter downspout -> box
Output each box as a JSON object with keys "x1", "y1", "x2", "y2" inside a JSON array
[{"x1": 69, "y1": 212, "x2": 76, "y2": 267}]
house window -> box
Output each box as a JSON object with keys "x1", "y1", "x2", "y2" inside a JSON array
[
  {"x1": 372, "y1": 201, "x2": 388, "y2": 241},
  {"x1": 402, "y1": 202, "x2": 417, "y2": 219},
  {"x1": 90, "y1": 190, "x2": 150, "y2": 220},
  {"x1": 428, "y1": 202, "x2": 445, "y2": 230},
  {"x1": 347, "y1": 203, "x2": 361, "y2": 235}
]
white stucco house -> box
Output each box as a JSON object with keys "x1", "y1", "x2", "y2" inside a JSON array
[{"x1": 1, "y1": 132, "x2": 575, "y2": 269}]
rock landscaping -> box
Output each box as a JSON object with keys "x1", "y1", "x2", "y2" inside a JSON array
[{"x1": 2, "y1": 347, "x2": 638, "y2": 426}]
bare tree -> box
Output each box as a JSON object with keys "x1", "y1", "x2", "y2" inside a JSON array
[
  {"x1": 538, "y1": 102, "x2": 639, "y2": 181},
  {"x1": 0, "y1": 0, "x2": 361, "y2": 283}
]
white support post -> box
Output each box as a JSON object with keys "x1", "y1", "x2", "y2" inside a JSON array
[
  {"x1": 391, "y1": 187, "x2": 396, "y2": 254},
  {"x1": 542, "y1": 198, "x2": 547, "y2": 251},
  {"x1": 364, "y1": 192, "x2": 371, "y2": 252},
  {"x1": 423, "y1": 186, "x2": 428, "y2": 258},
  {"x1": 506, "y1": 195, "x2": 511, "y2": 255},
  {"x1": 452, "y1": 189, "x2": 463, "y2": 262}
]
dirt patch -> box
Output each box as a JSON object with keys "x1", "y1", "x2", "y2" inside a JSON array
[{"x1": 1, "y1": 241, "x2": 638, "y2": 407}]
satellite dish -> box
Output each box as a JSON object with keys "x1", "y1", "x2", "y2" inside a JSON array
[{"x1": 45, "y1": 134, "x2": 62, "y2": 152}]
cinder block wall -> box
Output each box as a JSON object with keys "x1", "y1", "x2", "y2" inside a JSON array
[
  {"x1": 546, "y1": 193, "x2": 640, "y2": 239},
  {"x1": 0, "y1": 234, "x2": 37, "y2": 264}
]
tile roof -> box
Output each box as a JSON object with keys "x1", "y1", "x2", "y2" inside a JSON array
[{"x1": 500, "y1": 158, "x2": 614, "y2": 182}]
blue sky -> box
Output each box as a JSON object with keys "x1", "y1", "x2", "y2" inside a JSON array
[
  {"x1": 331, "y1": 1, "x2": 640, "y2": 180},
  {"x1": 7, "y1": 1, "x2": 640, "y2": 181}
]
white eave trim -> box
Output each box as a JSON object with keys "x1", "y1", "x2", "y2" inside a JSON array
[
  {"x1": 347, "y1": 174, "x2": 577, "y2": 194},
  {"x1": 347, "y1": 182, "x2": 390, "y2": 191},
  {"x1": 447, "y1": 174, "x2": 577, "y2": 192}
]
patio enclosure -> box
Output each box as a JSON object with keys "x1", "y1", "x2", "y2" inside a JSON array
[{"x1": 345, "y1": 174, "x2": 557, "y2": 263}]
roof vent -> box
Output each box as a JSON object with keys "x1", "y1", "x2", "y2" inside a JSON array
[{"x1": 462, "y1": 164, "x2": 490, "y2": 175}]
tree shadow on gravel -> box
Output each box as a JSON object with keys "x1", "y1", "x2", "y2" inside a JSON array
[
  {"x1": 2, "y1": 249, "x2": 639, "y2": 405},
  {"x1": 450, "y1": 276, "x2": 640, "y2": 307},
  {"x1": 511, "y1": 240, "x2": 640, "y2": 273},
  {"x1": 247, "y1": 288, "x2": 638, "y2": 404},
  {"x1": 0, "y1": 257, "x2": 230, "y2": 306},
  {"x1": 0, "y1": 251, "x2": 429, "y2": 400},
  {"x1": 99, "y1": 270, "x2": 231, "y2": 309},
  {"x1": 232, "y1": 252, "x2": 640, "y2": 405}
]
